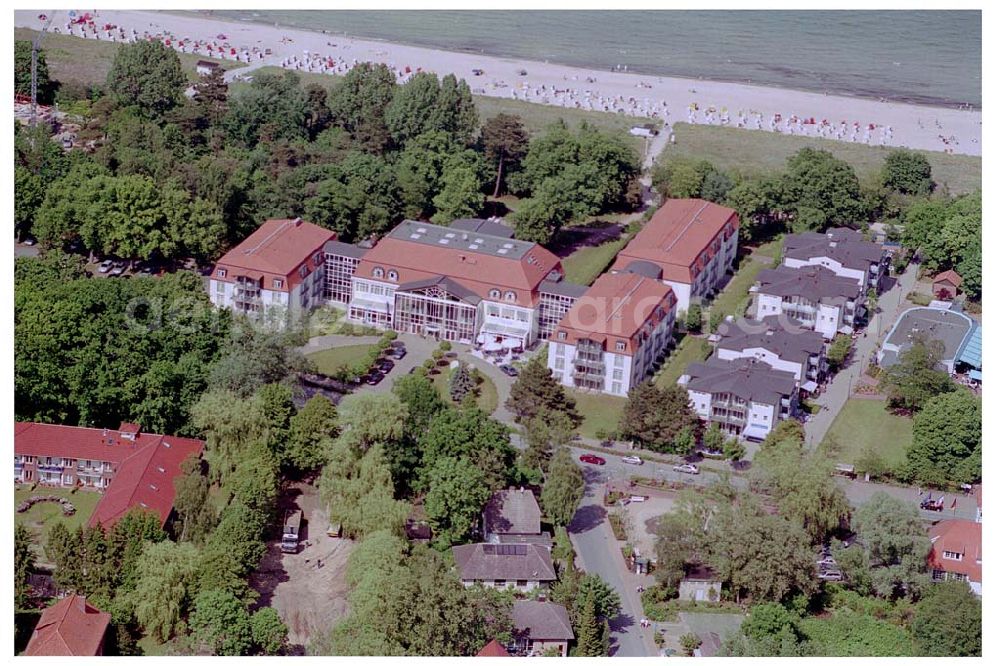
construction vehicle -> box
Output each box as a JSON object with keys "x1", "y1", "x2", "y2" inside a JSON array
[{"x1": 281, "y1": 509, "x2": 303, "y2": 553}]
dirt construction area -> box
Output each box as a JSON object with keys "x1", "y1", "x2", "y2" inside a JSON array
[
  {"x1": 250, "y1": 482, "x2": 355, "y2": 650},
  {"x1": 622, "y1": 494, "x2": 676, "y2": 561}
]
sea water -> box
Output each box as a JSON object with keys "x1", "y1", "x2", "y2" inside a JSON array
[{"x1": 200, "y1": 9, "x2": 981, "y2": 108}]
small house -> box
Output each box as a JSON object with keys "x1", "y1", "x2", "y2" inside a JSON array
[
  {"x1": 24, "y1": 594, "x2": 111, "y2": 656},
  {"x1": 932, "y1": 270, "x2": 963, "y2": 300},
  {"x1": 510, "y1": 600, "x2": 574, "y2": 657},
  {"x1": 928, "y1": 519, "x2": 981, "y2": 596},
  {"x1": 483, "y1": 487, "x2": 552, "y2": 548},
  {"x1": 452, "y1": 543, "x2": 556, "y2": 591},
  {"x1": 196, "y1": 59, "x2": 220, "y2": 77},
  {"x1": 476, "y1": 639, "x2": 512, "y2": 657},
  {"x1": 677, "y1": 565, "x2": 722, "y2": 603}
]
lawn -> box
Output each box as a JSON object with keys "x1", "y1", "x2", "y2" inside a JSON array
[
  {"x1": 821, "y1": 398, "x2": 913, "y2": 468},
  {"x1": 655, "y1": 335, "x2": 713, "y2": 389},
  {"x1": 307, "y1": 344, "x2": 376, "y2": 375},
  {"x1": 15, "y1": 485, "x2": 101, "y2": 559},
  {"x1": 561, "y1": 234, "x2": 631, "y2": 286},
  {"x1": 706, "y1": 258, "x2": 767, "y2": 320},
  {"x1": 569, "y1": 390, "x2": 626, "y2": 440},
  {"x1": 17, "y1": 28, "x2": 244, "y2": 90},
  {"x1": 430, "y1": 365, "x2": 500, "y2": 415},
  {"x1": 660, "y1": 122, "x2": 981, "y2": 195}
]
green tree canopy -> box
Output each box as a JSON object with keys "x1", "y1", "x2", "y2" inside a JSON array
[
  {"x1": 619, "y1": 382, "x2": 701, "y2": 454},
  {"x1": 506, "y1": 355, "x2": 580, "y2": 425},
  {"x1": 911, "y1": 581, "x2": 981, "y2": 656},
  {"x1": 904, "y1": 390, "x2": 981, "y2": 487},
  {"x1": 881, "y1": 149, "x2": 933, "y2": 196},
  {"x1": 877, "y1": 335, "x2": 955, "y2": 411},
  {"x1": 424, "y1": 456, "x2": 492, "y2": 547},
  {"x1": 107, "y1": 40, "x2": 185, "y2": 117},
  {"x1": 540, "y1": 446, "x2": 585, "y2": 527}
]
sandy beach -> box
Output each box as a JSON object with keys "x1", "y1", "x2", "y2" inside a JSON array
[{"x1": 15, "y1": 9, "x2": 981, "y2": 157}]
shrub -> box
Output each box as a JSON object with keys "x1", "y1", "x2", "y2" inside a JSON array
[
  {"x1": 680, "y1": 633, "x2": 702, "y2": 656},
  {"x1": 906, "y1": 291, "x2": 932, "y2": 306},
  {"x1": 438, "y1": 340, "x2": 452, "y2": 352}
]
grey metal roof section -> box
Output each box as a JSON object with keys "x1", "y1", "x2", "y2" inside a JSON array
[
  {"x1": 715, "y1": 318, "x2": 825, "y2": 363},
  {"x1": 880, "y1": 306, "x2": 975, "y2": 367},
  {"x1": 684, "y1": 357, "x2": 798, "y2": 405},
  {"x1": 452, "y1": 543, "x2": 556, "y2": 582},
  {"x1": 396, "y1": 275, "x2": 482, "y2": 304},
  {"x1": 450, "y1": 217, "x2": 515, "y2": 239},
  {"x1": 388, "y1": 220, "x2": 534, "y2": 259},
  {"x1": 323, "y1": 239, "x2": 369, "y2": 259},
  {"x1": 756, "y1": 264, "x2": 861, "y2": 304},
  {"x1": 622, "y1": 260, "x2": 663, "y2": 280},
  {"x1": 513, "y1": 601, "x2": 575, "y2": 641},
  {"x1": 783, "y1": 227, "x2": 884, "y2": 270},
  {"x1": 539, "y1": 279, "x2": 588, "y2": 299}
]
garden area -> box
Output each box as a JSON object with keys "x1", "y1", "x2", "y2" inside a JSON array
[
  {"x1": 821, "y1": 398, "x2": 913, "y2": 470},
  {"x1": 570, "y1": 389, "x2": 626, "y2": 440},
  {"x1": 560, "y1": 232, "x2": 632, "y2": 286},
  {"x1": 655, "y1": 335, "x2": 713, "y2": 389},
  {"x1": 307, "y1": 344, "x2": 378, "y2": 376},
  {"x1": 15, "y1": 485, "x2": 100, "y2": 558},
  {"x1": 429, "y1": 363, "x2": 500, "y2": 415},
  {"x1": 705, "y1": 258, "x2": 766, "y2": 321}
]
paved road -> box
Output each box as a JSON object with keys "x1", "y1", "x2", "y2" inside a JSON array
[{"x1": 804, "y1": 265, "x2": 917, "y2": 447}]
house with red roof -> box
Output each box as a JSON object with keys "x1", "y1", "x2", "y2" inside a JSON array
[
  {"x1": 932, "y1": 269, "x2": 963, "y2": 300},
  {"x1": 476, "y1": 639, "x2": 512, "y2": 657},
  {"x1": 209, "y1": 218, "x2": 336, "y2": 325},
  {"x1": 14, "y1": 421, "x2": 204, "y2": 530},
  {"x1": 23, "y1": 594, "x2": 111, "y2": 656},
  {"x1": 610, "y1": 199, "x2": 739, "y2": 312},
  {"x1": 547, "y1": 271, "x2": 676, "y2": 396},
  {"x1": 345, "y1": 220, "x2": 574, "y2": 347},
  {"x1": 928, "y1": 519, "x2": 982, "y2": 596}
]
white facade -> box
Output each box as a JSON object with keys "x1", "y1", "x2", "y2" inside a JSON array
[
  {"x1": 209, "y1": 262, "x2": 325, "y2": 326},
  {"x1": 716, "y1": 346, "x2": 807, "y2": 382},
  {"x1": 785, "y1": 256, "x2": 868, "y2": 289},
  {"x1": 546, "y1": 309, "x2": 674, "y2": 397},
  {"x1": 665, "y1": 281, "x2": 694, "y2": 313},
  {"x1": 753, "y1": 293, "x2": 846, "y2": 340},
  {"x1": 461, "y1": 579, "x2": 544, "y2": 592},
  {"x1": 666, "y1": 229, "x2": 739, "y2": 313},
  {"x1": 686, "y1": 389, "x2": 789, "y2": 440}
]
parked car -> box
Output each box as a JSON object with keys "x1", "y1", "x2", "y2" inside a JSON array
[
  {"x1": 818, "y1": 570, "x2": 843, "y2": 582},
  {"x1": 920, "y1": 497, "x2": 945, "y2": 512},
  {"x1": 816, "y1": 556, "x2": 837, "y2": 567},
  {"x1": 377, "y1": 359, "x2": 395, "y2": 373},
  {"x1": 365, "y1": 372, "x2": 385, "y2": 385},
  {"x1": 673, "y1": 463, "x2": 700, "y2": 475},
  {"x1": 137, "y1": 264, "x2": 155, "y2": 277},
  {"x1": 98, "y1": 260, "x2": 114, "y2": 273},
  {"x1": 109, "y1": 262, "x2": 126, "y2": 276},
  {"x1": 499, "y1": 364, "x2": 519, "y2": 377},
  {"x1": 22, "y1": 237, "x2": 36, "y2": 246},
  {"x1": 621, "y1": 455, "x2": 643, "y2": 466},
  {"x1": 579, "y1": 454, "x2": 606, "y2": 466},
  {"x1": 390, "y1": 347, "x2": 407, "y2": 360}
]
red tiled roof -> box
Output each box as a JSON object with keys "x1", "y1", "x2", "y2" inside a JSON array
[
  {"x1": 212, "y1": 219, "x2": 335, "y2": 291},
  {"x1": 24, "y1": 594, "x2": 111, "y2": 656},
  {"x1": 611, "y1": 198, "x2": 738, "y2": 283},
  {"x1": 355, "y1": 236, "x2": 561, "y2": 307},
  {"x1": 476, "y1": 639, "x2": 512, "y2": 657},
  {"x1": 552, "y1": 272, "x2": 675, "y2": 355},
  {"x1": 118, "y1": 422, "x2": 140, "y2": 434},
  {"x1": 89, "y1": 435, "x2": 204, "y2": 529},
  {"x1": 928, "y1": 519, "x2": 981, "y2": 583},
  {"x1": 14, "y1": 422, "x2": 204, "y2": 530},
  {"x1": 933, "y1": 269, "x2": 963, "y2": 288}
]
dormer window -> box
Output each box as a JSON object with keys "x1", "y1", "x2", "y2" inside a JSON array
[
  {"x1": 216, "y1": 268, "x2": 227, "y2": 278},
  {"x1": 373, "y1": 267, "x2": 385, "y2": 279},
  {"x1": 489, "y1": 288, "x2": 501, "y2": 300},
  {"x1": 558, "y1": 331, "x2": 567, "y2": 340},
  {"x1": 387, "y1": 269, "x2": 399, "y2": 282},
  {"x1": 504, "y1": 291, "x2": 517, "y2": 303},
  {"x1": 943, "y1": 550, "x2": 963, "y2": 561},
  {"x1": 314, "y1": 252, "x2": 324, "y2": 266},
  {"x1": 616, "y1": 341, "x2": 627, "y2": 352},
  {"x1": 299, "y1": 265, "x2": 308, "y2": 278}
]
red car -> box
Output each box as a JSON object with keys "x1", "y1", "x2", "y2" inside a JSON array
[{"x1": 579, "y1": 454, "x2": 606, "y2": 466}]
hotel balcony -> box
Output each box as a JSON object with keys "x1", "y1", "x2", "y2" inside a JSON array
[
  {"x1": 573, "y1": 356, "x2": 605, "y2": 372},
  {"x1": 37, "y1": 464, "x2": 65, "y2": 472}
]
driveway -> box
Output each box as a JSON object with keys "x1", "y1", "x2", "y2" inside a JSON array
[{"x1": 804, "y1": 266, "x2": 917, "y2": 447}]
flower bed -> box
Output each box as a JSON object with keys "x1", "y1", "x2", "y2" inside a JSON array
[{"x1": 17, "y1": 495, "x2": 76, "y2": 516}]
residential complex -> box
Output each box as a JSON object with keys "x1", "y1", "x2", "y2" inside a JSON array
[
  {"x1": 208, "y1": 218, "x2": 336, "y2": 323},
  {"x1": 679, "y1": 357, "x2": 799, "y2": 440},
  {"x1": 610, "y1": 198, "x2": 739, "y2": 312},
  {"x1": 783, "y1": 227, "x2": 888, "y2": 293},
  {"x1": 751, "y1": 264, "x2": 863, "y2": 339},
  {"x1": 714, "y1": 317, "x2": 827, "y2": 387},
  {"x1": 546, "y1": 271, "x2": 677, "y2": 396},
  {"x1": 346, "y1": 220, "x2": 572, "y2": 347},
  {"x1": 14, "y1": 421, "x2": 204, "y2": 529}
]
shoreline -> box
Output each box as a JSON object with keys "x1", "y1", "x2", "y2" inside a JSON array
[
  {"x1": 191, "y1": 10, "x2": 978, "y2": 111},
  {"x1": 15, "y1": 9, "x2": 981, "y2": 157}
]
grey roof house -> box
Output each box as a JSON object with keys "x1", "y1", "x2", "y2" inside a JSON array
[
  {"x1": 482, "y1": 487, "x2": 553, "y2": 547},
  {"x1": 783, "y1": 227, "x2": 887, "y2": 292},
  {"x1": 511, "y1": 600, "x2": 575, "y2": 657},
  {"x1": 714, "y1": 317, "x2": 827, "y2": 387},
  {"x1": 452, "y1": 543, "x2": 556, "y2": 591},
  {"x1": 752, "y1": 264, "x2": 864, "y2": 339}
]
